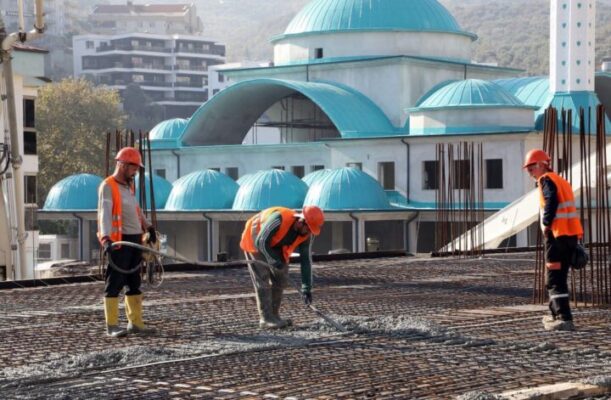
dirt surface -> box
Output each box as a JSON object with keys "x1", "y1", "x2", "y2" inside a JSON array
[{"x1": 0, "y1": 253, "x2": 609, "y2": 399}]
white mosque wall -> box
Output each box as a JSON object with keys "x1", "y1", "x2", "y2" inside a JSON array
[
  {"x1": 409, "y1": 108, "x2": 535, "y2": 134},
  {"x1": 273, "y1": 31, "x2": 473, "y2": 65},
  {"x1": 406, "y1": 135, "x2": 529, "y2": 205},
  {"x1": 228, "y1": 59, "x2": 521, "y2": 128}
]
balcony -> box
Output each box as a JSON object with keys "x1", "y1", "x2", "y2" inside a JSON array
[{"x1": 97, "y1": 44, "x2": 171, "y2": 53}]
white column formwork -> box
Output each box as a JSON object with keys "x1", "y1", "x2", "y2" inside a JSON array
[{"x1": 550, "y1": 0, "x2": 596, "y2": 93}]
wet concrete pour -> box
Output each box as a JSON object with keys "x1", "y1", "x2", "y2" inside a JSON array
[{"x1": 0, "y1": 253, "x2": 609, "y2": 399}]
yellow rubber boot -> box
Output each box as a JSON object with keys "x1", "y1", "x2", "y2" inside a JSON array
[
  {"x1": 103, "y1": 297, "x2": 127, "y2": 338},
  {"x1": 125, "y1": 294, "x2": 156, "y2": 334}
]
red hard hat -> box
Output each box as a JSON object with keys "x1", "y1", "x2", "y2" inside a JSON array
[
  {"x1": 115, "y1": 147, "x2": 144, "y2": 167},
  {"x1": 523, "y1": 149, "x2": 550, "y2": 168},
  {"x1": 300, "y1": 205, "x2": 324, "y2": 236}
]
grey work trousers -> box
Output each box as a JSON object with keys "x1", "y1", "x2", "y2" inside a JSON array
[{"x1": 244, "y1": 252, "x2": 288, "y2": 321}]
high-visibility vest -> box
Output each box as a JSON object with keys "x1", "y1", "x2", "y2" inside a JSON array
[
  {"x1": 538, "y1": 172, "x2": 583, "y2": 238},
  {"x1": 97, "y1": 176, "x2": 141, "y2": 243},
  {"x1": 240, "y1": 206, "x2": 309, "y2": 263}
]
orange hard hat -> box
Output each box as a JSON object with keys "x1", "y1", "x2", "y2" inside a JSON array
[
  {"x1": 298, "y1": 205, "x2": 324, "y2": 236},
  {"x1": 115, "y1": 147, "x2": 144, "y2": 167},
  {"x1": 523, "y1": 149, "x2": 550, "y2": 168}
]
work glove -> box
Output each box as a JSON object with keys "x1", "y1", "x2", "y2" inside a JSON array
[
  {"x1": 102, "y1": 238, "x2": 114, "y2": 254},
  {"x1": 146, "y1": 226, "x2": 157, "y2": 243},
  {"x1": 302, "y1": 291, "x2": 312, "y2": 306}
]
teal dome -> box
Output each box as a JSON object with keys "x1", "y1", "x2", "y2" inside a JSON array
[
  {"x1": 414, "y1": 79, "x2": 527, "y2": 110},
  {"x1": 232, "y1": 169, "x2": 308, "y2": 211},
  {"x1": 149, "y1": 118, "x2": 188, "y2": 149},
  {"x1": 135, "y1": 173, "x2": 173, "y2": 209},
  {"x1": 236, "y1": 173, "x2": 254, "y2": 186},
  {"x1": 282, "y1": 0, "x2": 474, "y2": 38},
  {"x1": 302, "y1": 169, "x2": 331, "y2": 186},
  {"x1": 150, "y1": 118, "x2": 188, "y2": 140},
  {"x1": 43, "y1": 174, "x2": 102, "y2": 210},
  {"x1": 303, "y1": 168, "x2": 392, "y2": 210},
  {"x1": 165, "y1": 170, "x2": 239, "y2": 210}
]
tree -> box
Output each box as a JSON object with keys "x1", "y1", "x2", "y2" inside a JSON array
[
  {"x1": 37, "y1": 78, "x2": 126, "y2": 207},
  {"x1": 122, "y1": 83, "x2": 164, "y2": 131}
]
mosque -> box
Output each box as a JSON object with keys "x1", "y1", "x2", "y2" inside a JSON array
[{"x1": 41, "y1": 0, "x2": 610, "y2": 265}]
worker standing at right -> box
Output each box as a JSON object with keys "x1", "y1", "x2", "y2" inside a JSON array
[{"x1": 523, "y1": 149, "x2": 583, "y2": 331}]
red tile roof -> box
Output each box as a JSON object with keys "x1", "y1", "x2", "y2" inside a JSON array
[{"x1": 12, "y1": 42, "x2": 49, "y2": 53}]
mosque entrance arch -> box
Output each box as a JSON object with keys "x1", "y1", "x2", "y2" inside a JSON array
[{"x1": 180, "y1": 78, "x2": 397, "y2": 146}]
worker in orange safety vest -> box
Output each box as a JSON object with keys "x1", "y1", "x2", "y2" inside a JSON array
[
  {"x1": 98, "y1": 146, "x2": 157, "y2": 337},
  {"x1": 240, "y1": 206, "x2": 324, "y2": 329},
  {"x1": 523, "y1": 149, "x2": 583, "y2": 331}
]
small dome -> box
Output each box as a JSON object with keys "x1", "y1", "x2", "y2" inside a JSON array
[
  {"x1": 150, "y1": 118, "x2": 188, "y2": 140},
  {"x1": 165, "y1": 170, "x2": 239, "y2": 210},
  {"x1": 302, "y1": 169, "x2": 331, "y2": 186},
  {"x1": 135, "y1": 173, "x2": 173, "y2": 209},
  {"x1": 414, "y1": 79, "x2": 526, "y2": 110},
  {"x1": 237, "y1": 173, "x2": 254, "y2": 185},
  {"x1": 43, "y1": 174, "x2": 102, "y2": 210},
  {"x1": 303, "y1": 168, "x2": 392, "y2": 210},
  {"x1": 283, "y1": 0, "x2": 472, "y2": 38},
  {"x1": 232, "y1": 169, "x2": 308, "y2": 211}
]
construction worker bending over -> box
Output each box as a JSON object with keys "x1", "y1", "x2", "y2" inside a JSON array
[
  {"x1": 240, "y1": 206, "x2": 325, "y2": 329},
  {"x1": 98, "y1": 146, "x2": 157, "y2": 337},
  {"x1": 523, "y1": 149, "x2": 583, "y2": 331}
]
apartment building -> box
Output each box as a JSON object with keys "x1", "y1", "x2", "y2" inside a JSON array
[
  {"x1": 73, "y1": 33, "x2": 226, "y2": 118},
  {"x1": 88, "y1": 2, "x2": 202, "y2": 35}
]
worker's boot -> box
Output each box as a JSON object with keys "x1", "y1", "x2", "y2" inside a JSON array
[
  {"x1": 103, "y1": 297, "x2": 127, "y2": 338},
  {"x1": 125, "y1": 294, "x2": 156, "y2": 335},
  {"x1": 256, "y1": 287, "x2": 286, "y2": 329},
  {"x1": 271, "y1": 285, "x2": 292, "y2": 327},
  {"x1": 543, "y1": 319, "x2": 575, "y2": 331}
]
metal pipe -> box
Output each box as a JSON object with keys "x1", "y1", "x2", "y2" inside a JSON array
[
  {"x1": 401, "y1": 138, "x2": 410, "y2": 201},
  {"x1": 171, "y1": 150, "x2": 181, "y2": 179},
  {"x1": 72, "y1": 213, "x2": 84, "y2": 260}
]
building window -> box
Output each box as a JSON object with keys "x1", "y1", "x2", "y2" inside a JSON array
[
  {"x1": 60, "y1": 243, "x2": 70, "y2": 259},
  {"x1": 24, "y1": 175, "x2": 37, "y2": 204},
  {"x1": 271, "y1": 166, "x2": 285, "y2": 170},
  {"x1": 38, "y1": 243, "x2": 51, "y2": 260},
  {"x1": 485, "y1": 159, "x2": 503, "y2": 189},
  {"x1": 23, "y1": 131, "x2": 37, "y2": 155},
  {"x1": 422, "y1": 160, "x2": 439, "y2": 190},
  {"x1": 315, "y1": 48, "x2": 323, "y2": 59},
  {"x1": 311, "y1": 165, "x2": 325, "y2": 171},
  {"x1": 86, "y1": 40, "x2": 94, "y2": 49},
  {"x1": 453, "y1": 160, "x2": 470, "y2": 190},
  {"x1": 213, "y1": 89, "x2": 220, "y2": 95},
  {"x1": 209, "y1": 167, "x2": 220, "y2": 172},
  {"x1": 219, "y1": 74, "x2": 225, "y2": 83},
  {"x1": 291, "y1": 166, "x2": 305, "y2": 178},
  {"x1": 154, "y1": 168, "x2": 166, "y2": 179},
  {"x1": 346, "y1": 162, "x2": 362, "y2": 170},
  {"x1": 378, "y1": 162, "x2": 395, "y2": 190},
  {"x1": 23, "y1": 98, "x2": 35, "y2": 128},
  {"x1": 225, "y1": 167, "x2": 239, "y2": 180}
]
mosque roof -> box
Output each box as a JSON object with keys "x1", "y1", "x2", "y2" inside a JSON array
[
  {"x1": 275, "y1": 0, "x2": 476, "y2": 41},
  {"x1": 43, "y1": 174, "x2": 102, "y2": 211},
  {"x1": 135, "y1": 173, "x2": 173, "y2": 209},
  {"x1": 232, "y1": 169, "x2": 308, "y2": 211},
  {"x1": 302, "y1": 169, "x2": 332, "y2": 186},
  {"x1": 412, "y1": 79, "x2": 534, "y2": 111},
  {"x1": 149, "y1": 118, "x2": 189, "y2": 149},
  {"x1": 181, "y1": 78, "x2": 399, "y2": 146},
  {"x1": 165, "y1": 170, "x2": 239, "y2": 210},
  {"x1": 303, "y1": 167, "x2": 392, "y2": 210}
]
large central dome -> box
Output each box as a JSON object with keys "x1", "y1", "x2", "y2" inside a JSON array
[{"x1": 283, "y1": 0, "x2": 471, "y2": 37}]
